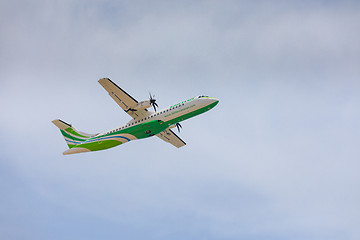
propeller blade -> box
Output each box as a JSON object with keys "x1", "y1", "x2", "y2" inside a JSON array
[
  {"x1": 149, "y1": 91, "x2": 158, "y2": 112},
  {"x1": 176, "y1": 123, "x2": 182, "y2": 133}
]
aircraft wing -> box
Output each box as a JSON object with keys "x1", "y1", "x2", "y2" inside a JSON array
[
  {"x1": 98, "y1": 78, "x2": 148, "y2": 119},
  {"x1": 156, "y1": 128, "x2": 186, "y2": 148}
]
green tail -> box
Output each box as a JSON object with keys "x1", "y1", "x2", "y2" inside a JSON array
[{"x1": 52, "y1": 119, "x2": 95, "y2": 148}]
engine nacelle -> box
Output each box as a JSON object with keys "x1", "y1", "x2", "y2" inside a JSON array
[{"x1": 130, "y1": 100, "x2": 152, "y2": 111}]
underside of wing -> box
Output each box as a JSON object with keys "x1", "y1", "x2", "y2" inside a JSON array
[
  {"x1": 156, "y1": 128, "x2": 186, "y2": 148},
  {"x1": 98, "y1": 78, "x2": 148, "y2": 119}
]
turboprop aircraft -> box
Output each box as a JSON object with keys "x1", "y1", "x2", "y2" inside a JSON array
[{"x1": 52, "y1": 78, "x2": 219, "y2": 155}]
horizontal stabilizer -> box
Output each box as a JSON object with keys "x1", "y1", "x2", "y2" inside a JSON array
[{"x1": 63, "y1": 147, "x2": 91, "y2": 155}]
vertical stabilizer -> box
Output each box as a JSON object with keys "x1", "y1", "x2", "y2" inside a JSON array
[{"x1": 52, "y1": 119, "x2": 95, "y2": 149}]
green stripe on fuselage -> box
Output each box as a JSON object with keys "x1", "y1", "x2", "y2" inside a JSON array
[
  {"x1": 170, "y1": 97, "x2": 195, "y2": 108},
  {"x1": 164, "y1": 100, "x2": 218, "y2": 126},
  {"x1": 126, "y1": 120, "x2": 168, "y2": 139},
  {"x1": 70, "y1": 120, "x2": 168, "y2": 152},
  {"x1": 72, "y1": 140, "x2": 123, "y2": 151}
]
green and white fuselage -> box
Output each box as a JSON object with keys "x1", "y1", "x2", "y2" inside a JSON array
[{"x1": 52, "y1": 78, "x2": 218, "y2": 155}]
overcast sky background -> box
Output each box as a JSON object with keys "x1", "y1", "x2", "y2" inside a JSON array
[{"x1": 1, "y1": 0, "x2": 360, "y2": 239}]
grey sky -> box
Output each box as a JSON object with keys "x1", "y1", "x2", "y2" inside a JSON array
[{"x1": 1, "y1": 0, "x2": 360, "y2": 239}]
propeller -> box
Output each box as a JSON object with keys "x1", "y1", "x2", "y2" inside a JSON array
[
  {"x1": 149, "y1": 92, "x2": 158, "y2": 112},
  {"x1": 175, "y1": 123, "x2": 182, "y2": 133}
]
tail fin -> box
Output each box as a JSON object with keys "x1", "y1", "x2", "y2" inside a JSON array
[{"x1": 52, "y1": 119, "x2": 96, "y2": 149}]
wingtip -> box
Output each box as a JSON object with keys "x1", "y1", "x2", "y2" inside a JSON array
[{"x1": 98, "y1": 77, "x2": 112, "y2": 83}]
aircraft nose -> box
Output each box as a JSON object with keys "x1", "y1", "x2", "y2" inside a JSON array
[
  {"x1": 215, "y1": 99, "x2": 219, "y2": 107},
  {"x1": 207, "y1": 97, "x2": 219, "y2": 107},
  {"x1": 199, "y1": 96, "x2": 219, "y2": 106},
  {"x1": 212, "y1": 98, "x2": 219, "y2": 105}
]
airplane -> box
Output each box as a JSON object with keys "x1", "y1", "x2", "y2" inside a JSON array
[{"x1": 52, "y1": 78, "x2": 219, "y2": 155}]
